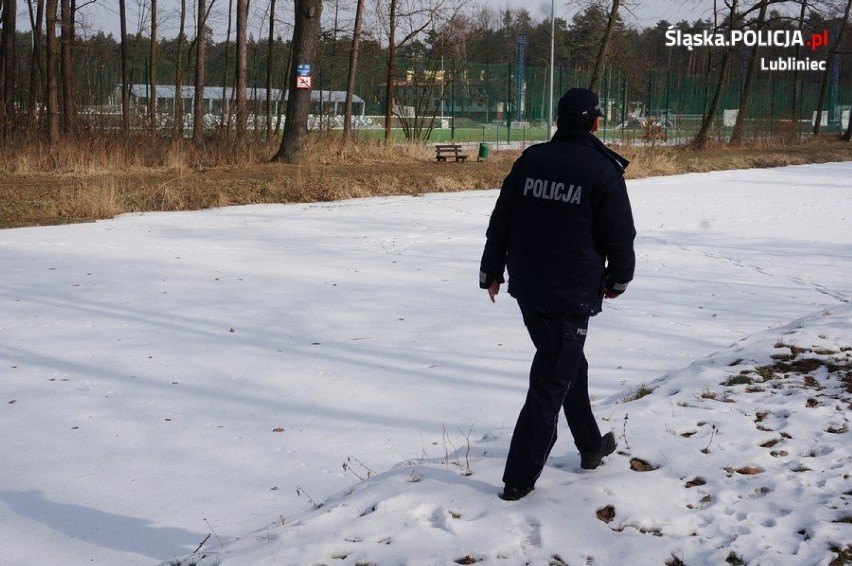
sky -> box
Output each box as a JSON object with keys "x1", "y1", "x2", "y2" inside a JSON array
[
  {"x1": 505, "y1": 0, "x2": 711, "y2": 29},
  {"x1": 1, "y1": 159, "x2": 850, "y2": 564},
  {"x1": 17, "y1": 0, "x2": 713, "y2": 42}
]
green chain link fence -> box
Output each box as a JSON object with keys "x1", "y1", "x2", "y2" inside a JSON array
[{"x1": 351, "y1": 60, "x2": 850, "y2": 145}]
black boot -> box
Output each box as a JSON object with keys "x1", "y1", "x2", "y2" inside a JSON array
[
  {"x1": 499, "y1": 485, "x2": 534, "y2": 501},
  {"x1": 580, "y1": 432, "x2": 617, "y2": 470}
]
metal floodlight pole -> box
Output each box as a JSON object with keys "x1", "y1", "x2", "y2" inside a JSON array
[{"x1": 548, "y1": 0, "x2": 555, "y2": 140}]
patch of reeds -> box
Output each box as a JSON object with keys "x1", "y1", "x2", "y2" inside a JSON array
[
  {"x1": 0, "y1": 130, "x2": 281, "y2": 175},
  {"x1": 1, "y1": 131, "x2": 848, "y2": 228}
]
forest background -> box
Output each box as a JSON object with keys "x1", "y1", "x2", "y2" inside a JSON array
[{"x1": 0, "y1": 0, "x2": 850, "y2": 228}]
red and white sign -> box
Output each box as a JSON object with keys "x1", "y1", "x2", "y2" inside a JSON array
[{"x1": 296, "y1": 76, "x2": 312, "y2": 89}]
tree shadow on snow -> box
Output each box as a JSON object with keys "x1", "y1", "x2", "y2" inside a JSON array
[{"x1": 0, "y1": 490, "x2": 207, "y2": 561}]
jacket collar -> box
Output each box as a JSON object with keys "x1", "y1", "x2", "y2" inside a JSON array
[{"x1": 552, "y1": 129, "x2": 630, "y2": 172}]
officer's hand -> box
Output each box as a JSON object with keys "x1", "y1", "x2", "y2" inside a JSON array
[
  {"x1": 604, "y1": 276, "x2": 629, "y2": 299},
  {"x1": 488, "y1": 281, "x2": 501, "y2": 303}
]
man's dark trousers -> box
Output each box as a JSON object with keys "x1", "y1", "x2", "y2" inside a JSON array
[{"x1": 503, "y1": 303, "x2": 602, "y2": 489}]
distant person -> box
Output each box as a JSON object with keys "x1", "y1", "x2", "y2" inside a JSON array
[{"x1": 479, "y1": 88, "x2": 636, "y2": 501}]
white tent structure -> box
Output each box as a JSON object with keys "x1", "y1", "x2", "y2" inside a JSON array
[{"x1": 117, "y1": 84, "x2": 366, "y2": 123}]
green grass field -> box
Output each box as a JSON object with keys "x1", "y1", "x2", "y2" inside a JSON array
[
  {"x1": 346, "y1": 125, "x2": 668, "y2": 145},
  {"x1": 350, "y1": 126, "x2": 549, "y2": 145}
]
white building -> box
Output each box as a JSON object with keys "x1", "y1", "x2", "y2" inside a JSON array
[{"x1": 118, "y1": 84, "x2": 366, "y2": 119}]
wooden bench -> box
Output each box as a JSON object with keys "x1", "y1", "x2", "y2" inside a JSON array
[{"x1": 435, "y1": 144, "x2": 469, "y2": 162}]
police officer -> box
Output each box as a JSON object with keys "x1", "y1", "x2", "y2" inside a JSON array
[{"x1": 480, "y1": 88, "x2": 636, "y2": 501}]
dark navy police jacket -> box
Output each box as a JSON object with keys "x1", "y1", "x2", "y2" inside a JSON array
[{"x1": 479, "y1": 129, "x2": 636, "y2": 316}]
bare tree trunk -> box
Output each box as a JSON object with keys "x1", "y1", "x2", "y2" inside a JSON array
[
  {"x1": 384, "y1": 0, "x2": 398, "y2": 143},
  {"x1": 813, "y1": 0, "x2": 851, "y2": 136},
  {"x1": 60, "y1": 0, "x2": 75, "y2": 133},
  {"x1": 694, "y1": 0, "x2": 737, "y2": 150},
  {"x1": 266, "y1": 0, "x2": 276, "y2": 139},
  {"x1": 694, "y1": 48, "x2": 730, "y2": 149},
  {"x1": 119, "y1": 0, "x2": 131, "y2": 135},
  {"x1": 343, "y1": 0, "x2": 364, "y2": 144},
  {"x1": 149, "y1": 0, "x2": 158, "y2": 129},
  {"x1": 790, "y1": 0, "x2": 808, "y2": 140},
  {"x1": 249, "y1": 35, "x2": 260, "y2": 132},
  {"x1": 193, "y1": 0, "x2": 208, "y2": 143},
  {"x1": 839, "y1": 0, "x2": 852, "y2": 140},
  {"x1": 235, "y1": 0, "x2": 249, "y2": 141},
  {"x1": 1, "y1": 0, "x2": 17, "y2": 138},
  {"x1": 46, "y1": 0, "x2": 60, "y2": 143},
  {"x1": 276, "y1": 37, "x2": 294, "y2": 133},
  {"x1": 173, "y1": 0, "x2": 186, "y2": 140},
  {"x1": 730, "y1": 0, "x2": 768, "y2": 145},
  {"x1": 221, "y1": 0, "x2": 233, "y2": 132},
  {"x1": 272, "y1": 0, "x2": 323, "y2": 163},
  {"x1": 589, "y1": 0, "x2": 620, "y2": 92},
  {"x1": 813, "y1": 68, "x2": 829, "y2": 136},
  {"x1": 27, "y1": 0, "x2": 45, "y2": 130}
]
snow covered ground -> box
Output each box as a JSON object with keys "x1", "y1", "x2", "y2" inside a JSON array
[{"x1": 1, "y1": 161, "x2": 850, "y2": 566}]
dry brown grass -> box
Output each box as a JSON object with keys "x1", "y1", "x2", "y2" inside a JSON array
[
  {"x1": 0, "y1": 132, "x2": 849, "y2": 229},
  {"x1": 617, "y1": 136, "x2": 852, "y2": 180},
  {"x1": 53, "y1": 179, "x2": 122, "y2": 220}
]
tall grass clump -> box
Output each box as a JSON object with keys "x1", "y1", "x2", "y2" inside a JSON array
[
  {"x1": 53, "y1": 179, "x2": 121, "y2": 221},
  {"x1": 618, "y1": 146, "x2": 679, "y2": 179}
]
